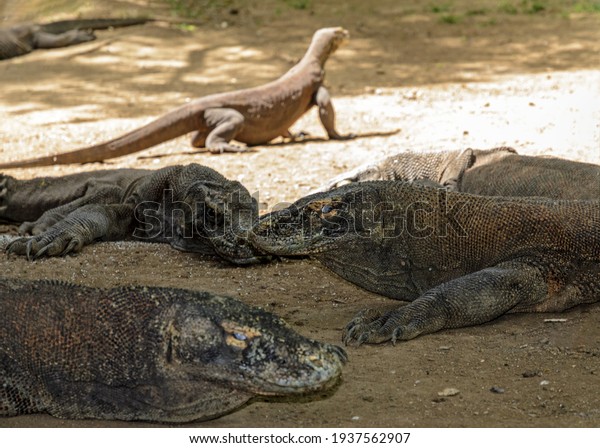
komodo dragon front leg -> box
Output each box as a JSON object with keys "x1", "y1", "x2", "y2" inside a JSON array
[
  {"x1": 18, "y1": 184, "x2": 125, "y2": 236},
  {"x1": 6, "y1": 204, "x2": 134, "y2": 259},
  {"x1": 315, "y1": 86, "x2": 355, "y2": 140},
  {"x1": 343, "y1": 257, "x2": 599, "y2": 345},
  {"x1": 0, "y1": 173, "x2": 136, "y2": 235}
]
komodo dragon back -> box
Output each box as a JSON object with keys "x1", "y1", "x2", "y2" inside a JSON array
[
  {"x1": 0, "y1": 278, "x2": 346, "y2": 422},
  {"x1": 317, "y1": 147, "x2": 600, "y2": 200},
  {"x1": 0, "y1": 27, "x2": 351, "y2": 168}
]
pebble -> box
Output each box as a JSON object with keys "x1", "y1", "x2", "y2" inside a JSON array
[
  {"x1": 438, "y1": 387, "x2": 460, "y2": 397},
  {"x1": 490, "y1": 386, "x2": 505, "y2": 394}
]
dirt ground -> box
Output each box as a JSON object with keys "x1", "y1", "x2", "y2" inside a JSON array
[{"x1": 1, "y1": 0, "x2": 599, "y2": 428}]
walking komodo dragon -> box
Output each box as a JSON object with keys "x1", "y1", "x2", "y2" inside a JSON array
[
  {"x1": 251, "y1": 181, "x2": 600, "y2": 345},
  {"x1": 0, "y1": 164, "x2": 263, "y2": 263},
  {"x1": 0, "y1": 18, "x2": 150, "y2": 60},
  {"x1": 317, "y1": 147, "x2": 600, "y2": 200},
  {"x1": 0, "y1": 278, "x2": 346, "y2": 422},
  {"x1": 0, "y1": 27, "x2": 353, "y2": 168}
]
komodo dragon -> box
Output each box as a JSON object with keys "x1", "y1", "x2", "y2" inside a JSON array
[
  {"x1": 0, "y1": 27, "x2": 352, "y2": 169},
  {"x1": 317, "y1": 147, "x2": 600, "y2": 200},
  {"x1": 0, "y1": 164, "x2": 263, "y2": 263},
  {"x1": 250, "y1": 182, "x2": 600, "y2": 345},
  {"x1": 0, "y1": 18, "x2": 151, "y2": 60},
  {"x1": 0, "y1": 278, "x2": 347, "y2": 422}
]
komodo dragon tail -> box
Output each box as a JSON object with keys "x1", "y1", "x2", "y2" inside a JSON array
[
  {"x1": 39, "y1": 18, "x2": 153, "y2": 34},
  {"x1": 0, "y1": 106, "x2": 203, "y2": 168}
]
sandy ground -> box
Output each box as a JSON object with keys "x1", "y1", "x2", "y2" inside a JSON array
[{"x1": 0, "y1": 0, "x2": 599, "y2": 428}]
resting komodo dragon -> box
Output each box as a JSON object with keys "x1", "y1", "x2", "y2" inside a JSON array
[
  {"x1": 0, "y1": 18, "x2": 151, "y2": 60},
  {"x1": 0, "y1": 164, "x2": 263, "y2": 263},
  {"x1": 0, "y1": 278, "x2": 346, "y2": 422},
  {"x1": 317, "y1": 147, "x2": 600, "y2": 200},
  {"x1": 0, "y1": 27, "x2": 352, "y2": 169},
  {"x1": 250, "y1": 181, "x2": 600, "y2": 345}
]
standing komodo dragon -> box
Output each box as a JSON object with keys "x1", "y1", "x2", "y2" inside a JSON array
[
  {"x1": 0, "y1": 18, "x2": 151, "y2": 60},
  {"x1": 0, "y1": 278, "x2": 346, "y2": 422},
  {"x1": 317, "y1": 147, "x2": 600, "y2": 200},
  {"x1": 0, "y1": 27, "x2": 352, "y2": 168},
  {"x1": 0, "y1": 164, "x2": 263, "y2": 263},
  {"x1": 250, "y1": 181, "x2": 600, "y2": 345}
]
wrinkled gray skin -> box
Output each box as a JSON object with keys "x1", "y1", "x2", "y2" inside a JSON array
[
  {"x1": 251, "y1": 181, "x2": 600, "y2": 345},
  {"x1": 0, "y1": 18, "x2": 150, "y2": 60},
  {"x1": 0, "y1": 164, "x2": 263, "y2": 264},
  {"x1": 316, "y1": 147, "x2": 600, "y2": 200},
  {"x1": 0, "y1": 278, "x2": 346, "y2": 423}
]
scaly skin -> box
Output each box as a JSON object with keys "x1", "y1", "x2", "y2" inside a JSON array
[
  {"x1": 0, "y1": 278, "x2": 346, "y2": 422},
  {"x1": 0, "y1": 27, "x2": 353, "y2": 168},
  {"x1": 316, "y1": 147, "x2": 600, "y2": 200},
  {"x1": 250, "y1": 182, "x2": 600, "y2": 345},
  {"x1": 0, "y1": 164, "x2": 264, "y2": 264}
]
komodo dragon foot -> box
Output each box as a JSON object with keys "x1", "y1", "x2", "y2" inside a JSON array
[
  {"x1": 343, "y1": 306, "x2": 434, "y2": 346},
  {"x1": 7, "y1": 228, "x2": 87, "y2": 260}
]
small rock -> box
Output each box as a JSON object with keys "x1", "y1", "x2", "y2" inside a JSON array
[
  {"x1": 522, "y1": 370, "x2": 541, "y2": 378},
  {"x1": 351, "y1": 416, "x2": 360, "y2": 421},
  {"x1": 490, "y1": 386, "x2": 505, "y2": 394},
  {"x1": 540, "y1": 380, "x2": 550, "y2": 386},
  {"x1": 438, "y1": 387, "x2": 460, "y2": 397}
]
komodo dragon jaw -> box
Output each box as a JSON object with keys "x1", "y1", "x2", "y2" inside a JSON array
[
  {"x1": 251, "y1": 185, "x2": 380, "y2": 256},
  {"x1": 0, "y1": 279, "x2": 346, "y2": 422},
  {"x1": 0, "y1": 27, "x2": 351, "y2": 169}
]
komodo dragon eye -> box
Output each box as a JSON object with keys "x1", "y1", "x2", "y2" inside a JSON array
[
  {"x1": 221, "y1": 321, "x2": 261, "y2": 349},
  {"x1": 321, "y1": 204, "x2": 334, "y2": 214}
]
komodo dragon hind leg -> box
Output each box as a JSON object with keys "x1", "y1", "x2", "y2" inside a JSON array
[
  {"x1": 314, "y1": 86, "x2": 355, "y2": 140},
  {"x1": 196, "y1": 108, "x2": 249, "y2": 154},
  {"x1": 343, "y1": 259, "x2": 552, "y2": 345}
]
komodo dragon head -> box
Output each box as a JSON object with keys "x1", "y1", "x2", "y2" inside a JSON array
[
  {"x1": 308, "y1": 27, "x2": 349, "y2": 65},
  {"x1": 250, "y1": 183, "x2": 381, "y2": 256},
  {"x1": 169, "y1": 179, "x2": 268, "y2": 265},
  {"x1": 159, "y1": 290, "x2": 347, "y2": 420}
]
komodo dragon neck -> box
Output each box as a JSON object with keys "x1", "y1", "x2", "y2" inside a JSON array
[{"x1": 0, "y1": 27, "x2": 348, "y2": 169}]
